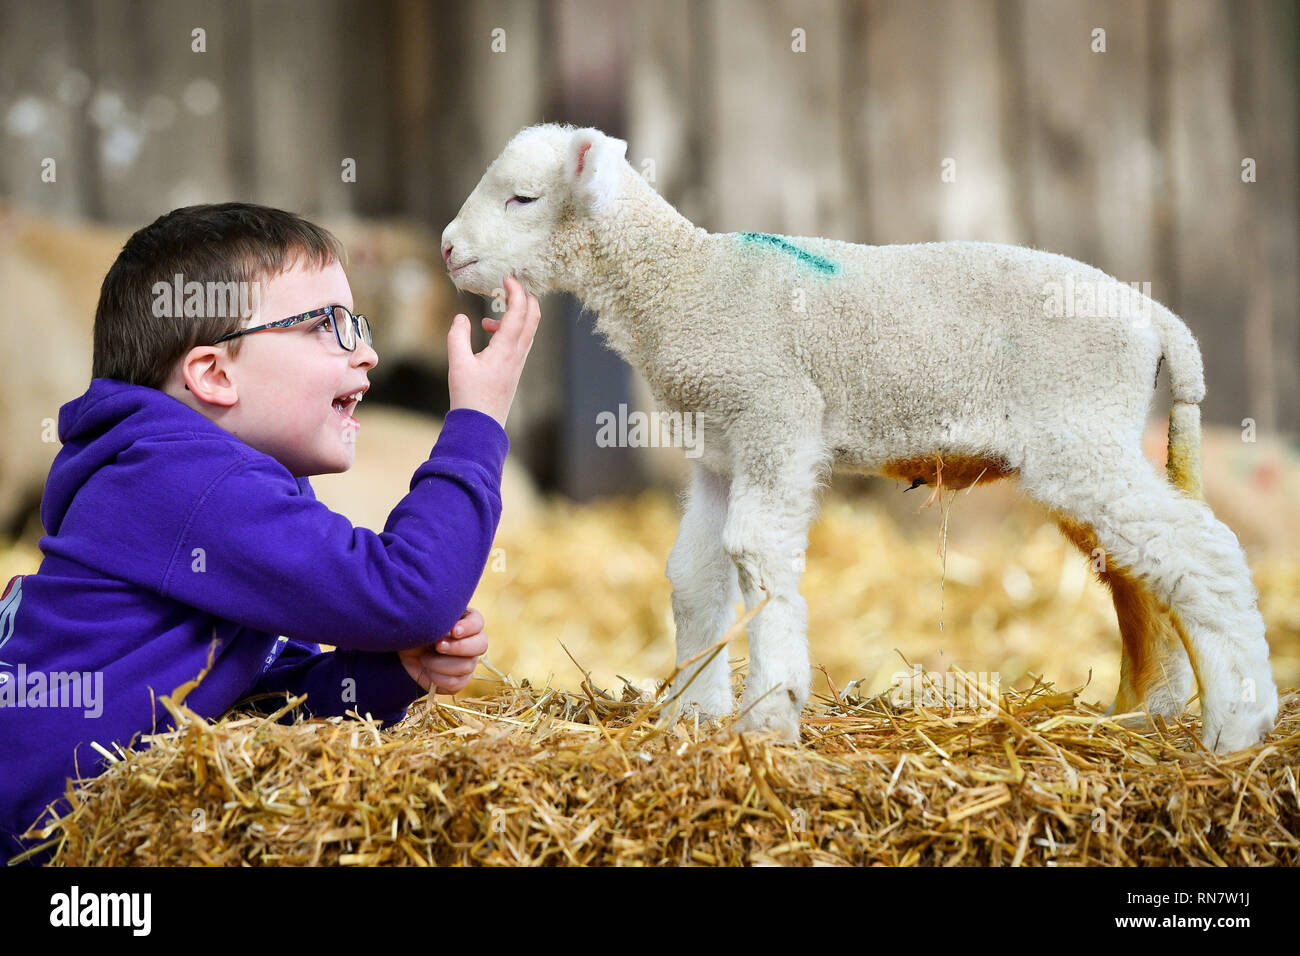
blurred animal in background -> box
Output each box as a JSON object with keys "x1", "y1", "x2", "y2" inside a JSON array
[
  {"x1": 310, "y1": 404, "x2": 540, "y2": 535},
  {"x1": 0, "y1": 203, "x2": 110, "y2": 539},
  {"x1": 0, "y1": 203, "x2": 464, "y2": 539}
]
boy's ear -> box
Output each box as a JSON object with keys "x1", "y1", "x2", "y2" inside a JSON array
[
  {"x1": 182, "y1": 347, "x2": 238, "y2": 407},
  {"x1": 565, "y1": 128, "x2": 628, "y2": 213}
]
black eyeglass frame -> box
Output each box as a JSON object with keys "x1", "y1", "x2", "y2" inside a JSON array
[{"x1": 213, "y1": 305, "x2": 372, "y2": 352}]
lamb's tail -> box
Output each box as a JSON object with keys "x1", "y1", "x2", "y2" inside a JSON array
[{"x1": 1153, "y1": 304, "x2": 1206, "y2": 501}]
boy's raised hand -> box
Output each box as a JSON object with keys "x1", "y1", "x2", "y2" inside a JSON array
[
  {"x1": 447, "y1": 274, "x2": 541, "y2": 428},
  {"x1": 399, "y1": 607, "x2": 488, "y2": 695}
]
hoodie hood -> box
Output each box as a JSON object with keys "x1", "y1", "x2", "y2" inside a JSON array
[{"x1": 42, "y1": 378, "x2": 279, "y2": 537}]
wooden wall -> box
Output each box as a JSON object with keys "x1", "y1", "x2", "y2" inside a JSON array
[{"x1": 2, "y1": 0, "x2": 1296, "y2": 495}]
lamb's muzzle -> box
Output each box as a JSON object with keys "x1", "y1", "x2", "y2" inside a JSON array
[{"x1": 443, "y1": 122, "x2": 1279, "y2": 755}]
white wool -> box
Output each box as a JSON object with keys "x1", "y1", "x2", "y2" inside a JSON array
[{"x1": 442, "y1": 123, "x2": 1278, "y2": 754}]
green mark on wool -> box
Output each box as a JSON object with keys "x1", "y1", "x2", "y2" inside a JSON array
[{"x1": 736, "y1": 232, "x2": 840, "y2": 275}]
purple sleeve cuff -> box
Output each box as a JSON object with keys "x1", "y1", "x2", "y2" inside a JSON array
[{"x1": 432, "y1": 408, "x2": 509, "y2": 481}]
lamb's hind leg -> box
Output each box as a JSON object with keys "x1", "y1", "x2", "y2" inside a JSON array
[
  {"x1": 1023, "y1": 446, "x2": 1277, "y2": 753},
  {"x1": 725, "y1": 431, "x2": 829, "y2": 744},
  {"x1": 664, "y1": 464, "x2": 738, "y2": 720},
  {"x1": 1052, "y1": 514, "x2": 1195, "y2": 721}
]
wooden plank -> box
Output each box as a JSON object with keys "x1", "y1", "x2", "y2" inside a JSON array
[
  {"x1": 435, "y1": 1, "x2": 560, "y2": 488},
  {"x1": 389, "y1": 0, "x2": 447, "y2": 225},
  {"x1": 552, "y1": 0, "x2": 639, "y2": 499},
  {"x1": 1019, "y1": 0, "x2": 1156, "y2": 277},
  {"x1": 1231, "y1": 0, "x2": 1299, "y2": 433},
  {"x1": 863, "y1": 0, "x2": 1014, "y2": 244},
  {"x1": 930, "y1": 0, "x2": 1018, "y2": 242},
  {"x1": 707, "y1": 0, "x2": 852, "y2": 239},
  {"x1": 627, "y1": 0, "x2": 696, "y2": 210},
  {"x1": 1165, "y1": 0, "x2": 1252, "y2": 426},
  {"x1": 81, "y1": 0, "x2": 242, "y2": 222},
  {"x1": 0, "y1": 0, "x2": 99, "y2": 217},
  {"x1": 332, "y1": 0, "x2": 398, "y2": 217},
  {"x1": 624, "y1": 0, "x2": 703, "y2": 487},
  {"x1": 838, "y1": 0, "x2": 871, "y2": 245},
  {"x1": 241, "y1": 0, "x2": 345, "y2": 210}
]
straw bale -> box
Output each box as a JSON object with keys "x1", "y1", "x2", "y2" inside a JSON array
[
  {"x1": 24, "y1": 668, "x2": 1300, "y2": 866},
  {"x1": 5, "y1": 487, "x2": 1299, "y2": 866}
]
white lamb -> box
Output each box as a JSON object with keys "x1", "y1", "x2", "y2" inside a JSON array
[{"x1": 440, "y1": 123, "x2": 1279, "y2": 754}]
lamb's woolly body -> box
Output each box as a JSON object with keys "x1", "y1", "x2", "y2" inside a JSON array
[{"x1": 443, "y1": 123, "x2": 1278, "y2": 754}]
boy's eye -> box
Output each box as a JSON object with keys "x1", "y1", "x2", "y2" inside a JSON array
[{"x1": 312, "y1": 319, "x2": 332, "y2": 332}]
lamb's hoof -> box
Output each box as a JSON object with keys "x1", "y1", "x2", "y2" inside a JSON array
[
  {"x1": 655, "y1": 693, "x2": 732, "y2": 733},
  {"x1": 1202, "y1": 695, "x2": 1278, "y2": 754},
  {"x1": 1108, "y1": 691, "x2": 1188, "y2": 732},
  {"x1": 1110, "y1": 711, "x2": 1163, "y2": 733},
  {"x1": 735, "y1": 697, "x2": 802, "y2": 745}
]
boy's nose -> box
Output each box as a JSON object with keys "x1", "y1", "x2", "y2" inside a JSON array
[{"x1": 352, "y1": 337, "x2": 379, "y2": 371}]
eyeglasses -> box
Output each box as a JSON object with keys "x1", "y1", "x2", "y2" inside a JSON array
[{"x1": 213, "y1": 305, "x2": 373, "y2": 352}]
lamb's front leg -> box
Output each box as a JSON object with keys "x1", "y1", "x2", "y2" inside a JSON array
[
  {"x1": 664, "y1": 464, "x2": 739, "y2": 720},
  {"x1": 725, "y1": 436, "x2": 826, "y2": 744}
]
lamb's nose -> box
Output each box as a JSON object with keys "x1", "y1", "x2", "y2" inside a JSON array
[{"x1": 442, "y1": 243, "x2": 453, "y2": 266}]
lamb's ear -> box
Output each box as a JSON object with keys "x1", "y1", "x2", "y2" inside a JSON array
[{"x1": 566, "y1": 128, "x2": 628, "y2": 212}]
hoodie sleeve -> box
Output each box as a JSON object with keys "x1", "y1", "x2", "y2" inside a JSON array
[
  {"x1": 244, "y1": 638, "x2": 425, "y2": 726},
  {"x1": 159, "y1": 408, "x2": 508, "y2": 650}
]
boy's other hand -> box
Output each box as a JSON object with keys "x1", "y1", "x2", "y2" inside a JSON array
[
  {"x1": 399, "y1": 607, "x2": 488, "y2": 695},
  {"x1": 446, "y1": 274, "x2": 541, "y2": 428}
]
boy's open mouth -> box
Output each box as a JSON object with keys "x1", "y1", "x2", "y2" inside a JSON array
[{"x1": 332, "y1": 388, "x2": 365, "y2": 426}]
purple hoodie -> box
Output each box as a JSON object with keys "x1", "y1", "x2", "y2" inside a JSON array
[{"x1": 0, "y1": 378, "x2": 508, "y2": 864}]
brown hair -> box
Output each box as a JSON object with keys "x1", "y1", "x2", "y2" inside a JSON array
[{"x1": 92, "y1": 202, "x2": 346, "y2": 389}]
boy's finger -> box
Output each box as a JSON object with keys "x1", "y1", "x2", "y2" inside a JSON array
[
  {"x1": 434, "y1": 676, "x2": 470, "y2": 695},
  {"x1": 446, "y1": 314, "x2": 474, "y2": 363},
  {"x1": 437, "y1": 632, "x2": 488, "y2": 658},
  {"x1": 498, "y1": 275, "x2": 532, "y2": 346},
  {"x1": 452, "y1": 607, "x2": 485, "y2": 637},
  {"x1": 521, "y1": 294, "x2": 542, "y2": 349},
  {"x1": 431, "y1": 656, "x2": 478, "y2": 678},
  {"x1": 501, "y1": 274, "x2": 523, "y2": 316}
]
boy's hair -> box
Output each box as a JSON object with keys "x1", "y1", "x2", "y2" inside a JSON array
[{"x1": 92, "y1": 202, "x2": 346, "y2": 389}]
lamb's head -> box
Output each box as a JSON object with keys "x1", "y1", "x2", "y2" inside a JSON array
[{"x1": 440, "y1": 123, "x2": 629, "y2": 296}]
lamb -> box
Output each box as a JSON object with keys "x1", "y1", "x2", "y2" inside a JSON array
[{"x1": 440, "y1": 122, "x2": 1279, "y2": 754}]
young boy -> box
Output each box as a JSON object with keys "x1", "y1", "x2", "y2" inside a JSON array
[{"x1": 0, "y1": 202, "x2": 540, "y2": 865}]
